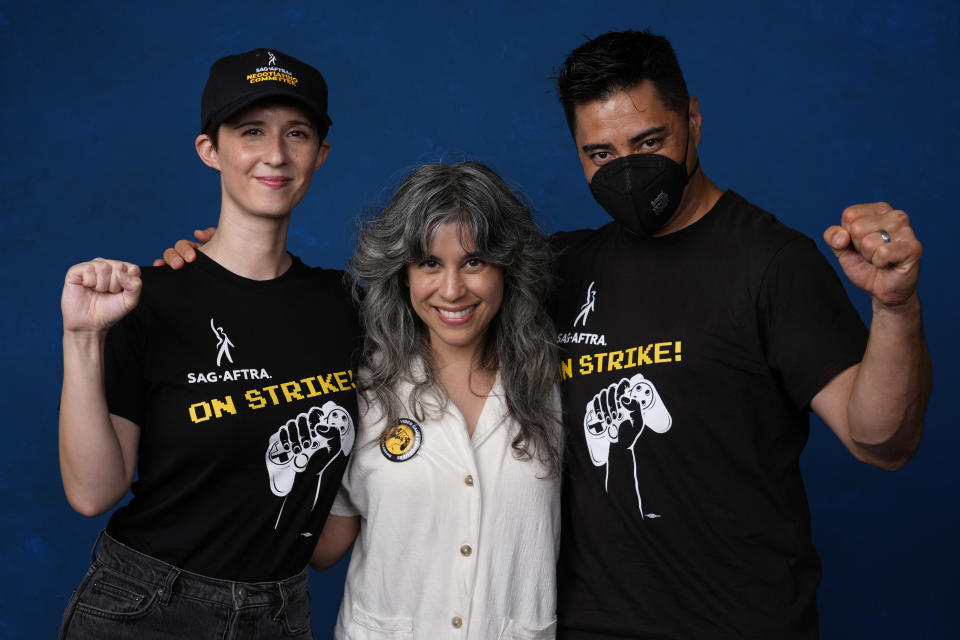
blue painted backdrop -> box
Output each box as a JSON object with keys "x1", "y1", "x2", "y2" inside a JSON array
[{"x1": 1, "y1": 1, "x2": 957, "y2": 637}]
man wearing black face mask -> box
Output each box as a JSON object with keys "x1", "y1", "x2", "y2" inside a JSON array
[{"x1": 550, "y1": 30, "x2": 931, "y2": 639}]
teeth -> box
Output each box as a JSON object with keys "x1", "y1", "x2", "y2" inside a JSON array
[{"x1": 438, "y1": 306, "x2": 475, "y2": 320}]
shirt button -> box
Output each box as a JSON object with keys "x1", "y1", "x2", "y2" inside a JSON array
[
  {"x1": 464, "y1": 474, "x2": 474, "y2": 486},
  {"x1": 452, "y1": 616, "x2": 463, "y2": 628},
  {"x1": 460, "y1": 544, "x2": 472, "y2": 557}
]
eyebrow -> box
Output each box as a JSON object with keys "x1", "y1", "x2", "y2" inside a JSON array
[
  {"x1": 419, "y1": 250, "x2": 484, "y2": 263},
  {"x1": 231, "y1": 119, "x2": 316, "y2": 130},
  {"x1": 580, "y1": 125, "x2": 667, "y2": 153},
  {"x1": 287, "y1": 120, "x2": 317, "y2": 130}
]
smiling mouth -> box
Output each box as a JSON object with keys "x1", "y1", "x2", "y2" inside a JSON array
[
  {"x1": 256, "y1": 177, "x2": 292, "y2": 189},
  {"x1": 436, "y1": 305, "x2": 477, "y2": 324}
]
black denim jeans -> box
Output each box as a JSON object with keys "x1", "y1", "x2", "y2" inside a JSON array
[{"x1": 58, "y1": 532, "x2": 313, "y2": 639}]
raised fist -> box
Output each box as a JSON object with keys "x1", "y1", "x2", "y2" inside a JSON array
[
  {"x1": 266, "y1": 401, "x2": 355, "y2": 497},
  {"x1": 583, "y1": 373, "x2": 671, "y2": 466},
  {"x1": 61, "y1": 259, "x2": 142, "y2": 333},
  {"x1": 824, "y1": 202, "x2": 922, "y2": 308}
]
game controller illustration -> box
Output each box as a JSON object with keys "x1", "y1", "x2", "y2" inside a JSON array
[
  {"x1": 266, "y1": 401, "x2": 355, "y2": 497},
  {"x1": 583, "y1": 373, "x2": 671, "y2": 467}
]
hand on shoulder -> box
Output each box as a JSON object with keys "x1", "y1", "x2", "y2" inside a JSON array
[{"x1": 152, "y1": 227, "x2": 216, "y2": 269}]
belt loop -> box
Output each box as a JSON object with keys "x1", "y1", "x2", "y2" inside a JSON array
[
  {"x1": 273, "y1": 580, "x2": 288, "y2": 621},
  {"x1": 158, "y1": 567, "x2": 180, "y2": 606},
  {"x1": 89, "y1": 530, "x2": 106, "y2": 564}
]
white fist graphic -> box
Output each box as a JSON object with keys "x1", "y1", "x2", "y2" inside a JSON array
[
  {"x1": 583, "y1": 373, "x2": 671, "y2": 466},
  {"x1": 266, "y1": 401, "x2": 355, "y2": 497}
]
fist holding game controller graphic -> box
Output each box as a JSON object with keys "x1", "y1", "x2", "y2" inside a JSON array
[
  {"x1": 583, "y1": 373, "x2": 671, "y2": 467},
  {"x1": 266, "y1": 401, "x2": 355, "y2": 497}
]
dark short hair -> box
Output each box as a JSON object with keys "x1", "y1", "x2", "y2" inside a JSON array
[
  {"x1": 555, "y1": 30, "x2": 689, "y2": 137},
  {"x1": 203, "y1": 96, "x2": 328, "y2": 149}
]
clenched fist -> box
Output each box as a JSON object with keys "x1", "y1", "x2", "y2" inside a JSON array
[
  {"x1": 824, "y1": 202, "x2": 922, "y2": 309},
  {"x1": 266, "y1": 401, "x2": 355, "y2": 497},
  {"x1": 62, "y1": 259, "x2": 142, "y2": 334},
  {"x1": 583, "y1": 373, "x2": 671, "y2": 467}
]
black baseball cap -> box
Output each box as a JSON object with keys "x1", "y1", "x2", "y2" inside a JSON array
[{"x1": 200, "y1": 48, "x2": 332, "y2": 135}]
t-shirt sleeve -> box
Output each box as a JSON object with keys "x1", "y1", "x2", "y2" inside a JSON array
[
  {"x1": 103, "y1": 309, "x2": 146, "y2": 426},
  {"x1": 329, "y1": 483, "x2": 359, "y2": 517},
  {"x1": 759, "y1": 237, "x2": 868, "y2": 409}
]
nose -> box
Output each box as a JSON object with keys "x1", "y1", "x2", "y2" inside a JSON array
[
  {"x1": 439, "y1": 268, "x2": 465, "y2": 301},
  {"x1": 262, "y1": 134, "x2": 288, "y2": 166}
]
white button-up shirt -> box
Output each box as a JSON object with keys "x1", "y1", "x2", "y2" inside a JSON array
[{"x1": 331, "y1": 373, "x2": 560, "y2": 639}]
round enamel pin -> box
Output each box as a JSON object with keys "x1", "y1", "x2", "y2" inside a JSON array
[{"x1": 380, "y1": 418, "x2": 422, "y2": 462}]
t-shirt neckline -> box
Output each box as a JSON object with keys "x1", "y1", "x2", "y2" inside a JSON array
[
  {"x1": 615, "y1": 189, "x2": 739, "y2": 245},
  {"x1": 190, "y1": 250, "x2": 307, "y2": 291}
]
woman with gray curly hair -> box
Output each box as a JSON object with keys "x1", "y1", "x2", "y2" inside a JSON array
[{"x1": 313, "y1": 161, "x2": 563, "y2": 639}]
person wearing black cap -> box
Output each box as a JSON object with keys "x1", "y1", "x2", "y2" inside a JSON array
[{"x1": 57, "y1": 49, "x2": 360, "y2": 639}]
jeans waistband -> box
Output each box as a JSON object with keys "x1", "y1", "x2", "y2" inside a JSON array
[{"x1": 93, "y1": 531, "x2": 307, "y2": 610}]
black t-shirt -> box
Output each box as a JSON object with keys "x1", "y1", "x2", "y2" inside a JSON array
[
  {"x1": 552, "y1": 192, "x2": 868, "y2": 639},
  {"x1": 104, "y1": 252, "x2": 361, "y2": 582}
]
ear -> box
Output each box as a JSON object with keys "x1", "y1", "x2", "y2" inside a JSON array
[
  {"x1": 195, "y1": 134, "x2": 220, "y2": 171},
  {"x1": 314, "y1": 140, "x2": 331, "y2": 172},
  {"x1": 687, "y1": 95, "x2": 703, "y2": 148}
]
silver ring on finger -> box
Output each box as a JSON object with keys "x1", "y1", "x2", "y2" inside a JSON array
[{"x1": 878, "y1": 229, "x2": 891, "y2": 243}]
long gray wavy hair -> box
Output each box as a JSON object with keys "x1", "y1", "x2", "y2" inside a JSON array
[{"x1": 349, "y1": 161, "x2": 562, "y2": 475}]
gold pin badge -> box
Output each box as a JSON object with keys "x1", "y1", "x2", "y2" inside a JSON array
[{"x1": 380, "y1": 418, "x2": 422, "y2": 462}]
